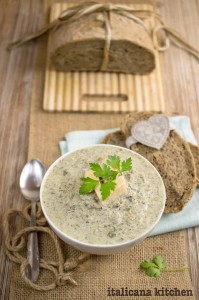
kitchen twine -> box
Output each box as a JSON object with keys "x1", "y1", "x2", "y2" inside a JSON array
[
  {"x1": 3, "y1": 203, "x2": 91, "y2": 291},
  {"x1": 7, "y1": 2, "x2": 199, "y2": 71}
]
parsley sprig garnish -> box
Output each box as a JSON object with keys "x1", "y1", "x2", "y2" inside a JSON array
[
  {"x1": 140, "y1": 255, "x2": 166, "y2": 277},
  {"x1": 79, "y1": 155, "x2": 132, "y2": 201},
  {"x1": 140, "y1": 255, "x2": 189, "y2": 277}
]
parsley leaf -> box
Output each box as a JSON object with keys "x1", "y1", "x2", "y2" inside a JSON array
[
  {"x1": 107, "y1": 155, "x2": 121, "y2": 171},
  {"x1": 100, "y1": 164, "x2": 114, "y2": 180},
  {"x1": 121, "y1": 158, "x2": 132, "y2": 172},
  {"x1": 140, "y1": 260, "x2": 157, "y2": 269},
  {"x1": 79, "y1": 177, "x2": 99, "y2": 194},
  {"x1": 90, "y1": 163, "x2": 117, "y2": 181},
  {"x1": 147, "y1": 267, "x2": 161, "y2": 277},
  {"x1": 153, "y1": 255, "x2": 166, "y2": 269},
  {"x1": 100, "y1": 181, "x2": 116, "y2": 201},
  {"x1": 140, "y1": 255, "x2": 166, "y2": 278},
  {"x1": 89, "y1": 163, "x2": 103, "y2": 178}
]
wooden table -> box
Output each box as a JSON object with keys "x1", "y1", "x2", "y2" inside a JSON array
[{"x1": 0, "y1": 0, "x2": 198, "y2": 299}]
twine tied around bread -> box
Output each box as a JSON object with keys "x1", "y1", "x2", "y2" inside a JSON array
[
  {"x1": 7, "y1": 2, "x2": 199, "y2": 71},
  {"x1": 3, "y1": 203, "x2": 91, "y2": 291}
]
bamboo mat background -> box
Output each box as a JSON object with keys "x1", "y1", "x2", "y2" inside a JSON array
[
  {"x1": 0, "y1": 0, "x2": 199, "y2": 299},
  {"x1": 43, "y1": 2, "x2": 165, "y2": 112}
]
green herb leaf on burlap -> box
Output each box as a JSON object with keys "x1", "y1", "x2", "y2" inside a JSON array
[{"x1": 140, "y1": 255, "x2": 166, "y2": 277}]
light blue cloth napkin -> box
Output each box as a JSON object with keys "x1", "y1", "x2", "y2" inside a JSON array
[{"x1": 59, "y1": 116, "x2": 199, "y2": 236}]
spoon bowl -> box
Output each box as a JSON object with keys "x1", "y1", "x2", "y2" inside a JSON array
[{"x1": 20, "y1": 159, "x2": 46, "y2": 201}]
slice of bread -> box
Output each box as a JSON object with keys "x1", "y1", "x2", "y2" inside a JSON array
[
  {"x1": 120, "y1": 112, "x2": 154, "y2": 137},
  {"x1": 103, "y1": 131, "x2": 126, "y2": 148},
  {"x1": 189, "y1": 143, "x2": 199, "y2": 185},
  {"x1": 103, "y1": 112, "x2": 197, "y2": 213}
]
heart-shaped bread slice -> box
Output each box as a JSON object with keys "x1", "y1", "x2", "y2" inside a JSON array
[{"x1": 132, "y1": 115, "x2": 170, "y2": 150}]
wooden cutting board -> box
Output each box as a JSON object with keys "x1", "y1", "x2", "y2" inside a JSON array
[{"x1": 43, "y1": 2, "x2": 165, "y2": 113}]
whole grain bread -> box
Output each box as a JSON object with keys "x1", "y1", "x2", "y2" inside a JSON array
[
  {"x1": 103, "y1": 131, "x2": 199, "y2": 186},
  {"x1": 103, "y1": 131, "x2": 126, "y2": 147},
  {"x1": 189, "y1": 143, "x2": 199, "y2": 185},
  {"x1": 103, "y1": 112, "x2": 197, "y2": 213},
  {"x1": 120, "y1": 111, "x2": 154, "y2": 137},
  {"x1": 49, "y1": 11, "x2": 155, "y2": 74}
]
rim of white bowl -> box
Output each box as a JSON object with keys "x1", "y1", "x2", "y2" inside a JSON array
[{"x1": 40, "y1": 144, "x2": 166, "y2": 249}]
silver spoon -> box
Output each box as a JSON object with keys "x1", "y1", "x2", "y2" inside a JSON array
[{"x1": 20, "y1": 159, "x2": 46, "y2": 282}]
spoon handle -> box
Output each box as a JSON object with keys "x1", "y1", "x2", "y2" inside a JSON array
[{"x1": 27, "y1": 201, "x2": 39, "y2": 282}]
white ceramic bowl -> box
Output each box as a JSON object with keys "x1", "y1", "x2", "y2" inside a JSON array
[{"x1": 40, "y1": 145, "x2": 166, "y2": 255}]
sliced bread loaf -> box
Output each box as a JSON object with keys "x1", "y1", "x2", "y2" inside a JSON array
[
  {"x1": 103, "y1": 112, "x2": 197, "y2": 213},
  {"x1": 49, "y1": 12, "x2": 155, "y2": 74}
]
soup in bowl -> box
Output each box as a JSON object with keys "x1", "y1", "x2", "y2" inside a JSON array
[{"x1": 40, "y1": 145, "x2": 166, "y2": 255}]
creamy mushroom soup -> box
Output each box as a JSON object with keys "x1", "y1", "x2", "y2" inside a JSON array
[{"x1": 42, "y1": 146, "x2": 165, "y2": 245}]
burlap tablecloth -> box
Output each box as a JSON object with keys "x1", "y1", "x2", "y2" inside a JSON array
[{"x1": 8, "y1": 1, "x2": 195, "y2": 298}]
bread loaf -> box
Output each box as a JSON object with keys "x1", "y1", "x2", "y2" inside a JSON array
[{"x1": 49, "y1": 12, "x2": 155, "y2": 74}]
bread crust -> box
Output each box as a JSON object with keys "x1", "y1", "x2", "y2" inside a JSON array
[{"x1": 189, "y1": 143, "x2": 199, "y2": 185}]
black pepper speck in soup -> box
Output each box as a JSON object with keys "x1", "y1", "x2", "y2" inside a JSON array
[{"x1": 42, "y1": 146, "x2": 165, "y2": 245}]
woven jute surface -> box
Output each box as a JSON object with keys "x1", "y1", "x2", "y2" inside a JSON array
[{"x1": 9, "y1": 1, "x2": 195, "y2": 299}]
